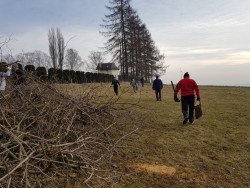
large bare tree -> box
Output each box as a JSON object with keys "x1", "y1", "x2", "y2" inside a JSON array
[
  {"x1": 48, "y1": 28, "x2": 65, "y2": 69},
  {"x1": 65, "y1": 48, "x2": 84, "y2": 70},
  {"x1": 87, "y1": 51, "x2": 106, "y2": 71},
  {"x1": 48, "y1": 28, "x2": 58, "y2": 68},
  {"x1": 57, "y1": 28, "x2": 65, "y2": 70},
  {"x1": 15, "y1": 50, "x2": 52, "y2": 68},
  {"x1": 0, "y1": 36, "x2": 14, "y2": 62}
]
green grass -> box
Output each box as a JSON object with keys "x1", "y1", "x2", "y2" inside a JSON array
[{"x1": 68, "y1": 83, "x2": 250, "y2": 188}]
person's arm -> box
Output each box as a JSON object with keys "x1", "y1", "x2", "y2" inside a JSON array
[
  {"x1": 1, "y1": 67, "x2": 12, "y2": 77},
  {"x1": 174, "y1": 82, "x2": 181, "y2": 102},
  {"x1": 174, "y1": 82, "x2": 181, "y2": 96},
  {"x1": 193, "y1": 80, "x2": 200, "y2": 100}
]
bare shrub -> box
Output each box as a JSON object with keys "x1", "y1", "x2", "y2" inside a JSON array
[{"x1": 0, "y1": 73, "x2": 122, "y2": 187}]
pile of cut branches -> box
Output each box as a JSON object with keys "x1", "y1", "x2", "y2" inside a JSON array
[{"x1": 0, "y1": 74, "x2": 120, "y2": 187}]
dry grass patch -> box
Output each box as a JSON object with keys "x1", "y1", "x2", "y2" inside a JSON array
[{"x1": 127, "y1": 163, "x2": 176, "y2": 175}]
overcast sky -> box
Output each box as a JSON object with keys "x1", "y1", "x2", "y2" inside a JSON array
[{"x1": 1, "y1": 0, "x2": 250, "y2": 86}]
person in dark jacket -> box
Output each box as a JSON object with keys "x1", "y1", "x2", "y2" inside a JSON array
[
  {"x1": 152, "y1": 75, "x2": 163, "y2": 101},
  {"x1": 12, "y1": 63, "x2": 25, "y2": 86},
  {"x1": 174, "y1": 72, "x2": 200, "y2": 125},
  {"x1": 11, "y1": 63, "x2": 26, "y2": 100},
  {"x1": 111, "y1": 77, "x2": 120, "y2": 95},
  {"x1": 140, "y1": 76, "x2": 144, "y2": 87}
]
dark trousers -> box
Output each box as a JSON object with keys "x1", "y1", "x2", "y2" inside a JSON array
[
  {"x1": 155, "y1": 89, "x2": 162, "y2": 101},
  {"x1": 113, "y1": 86, "x2": 118, "y2": 95},
  {"x1": 181, "y1": 95, "x2": 195, "y2": 121},
  {"x1": 0, "y1": 90, "x2": 3, "y2": 102}
]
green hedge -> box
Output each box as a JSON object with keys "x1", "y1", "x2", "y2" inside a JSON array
[
  {"x1": 75, "y1": 71, "x2": 83, "y2": 83},
  {"x1": 48, "y1": 68, "x2": 63, "y2": 82},
  {"x1": 25, "y1": 65, "x2": 35, "y2": 73},
  {"x1": 32, "y1": 67, "x2": 113, "y2": 83},
  {"x1": 36, "y1": 67, "x2": 47, "y2": 80},
  {"x1": 70, "y1": 70, "x2": 76, "y2": 83},
  {"x1": 62, "y1": 69, "x2": 70, "y2": 83}
]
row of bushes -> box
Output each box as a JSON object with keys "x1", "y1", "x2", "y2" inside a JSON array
[{"x1": 18, "y1": 64, "x2": 114, "y2": 83}]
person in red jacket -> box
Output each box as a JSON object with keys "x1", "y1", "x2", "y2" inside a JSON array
[{"x1": 174, "y1": 72, "x2": 200, "y2": 125}]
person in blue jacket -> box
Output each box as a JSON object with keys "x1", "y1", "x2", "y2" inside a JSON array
[{"x1": 152, "y1": 75, "x2": 163, "y2": 101}]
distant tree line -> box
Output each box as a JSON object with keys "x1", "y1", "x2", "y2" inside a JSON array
[
  {"x1": 1, "y1": 39, "x2": 113, "y2": 83},
  {"x1": 101, "y1": 0, "x2": 167, "y2": 81}
]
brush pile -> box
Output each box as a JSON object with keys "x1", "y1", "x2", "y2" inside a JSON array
[{"x1": 0, "y1": 74, "x2": 118, "y2": 187}]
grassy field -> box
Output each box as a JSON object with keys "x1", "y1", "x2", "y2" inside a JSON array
[{"x1": 66, "y1": 82, "x2": 250, "y2": 188}]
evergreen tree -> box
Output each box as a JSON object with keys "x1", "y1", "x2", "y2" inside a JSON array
[{"x1": 101, "y1": 0, "x2": 166, "y2": 81}]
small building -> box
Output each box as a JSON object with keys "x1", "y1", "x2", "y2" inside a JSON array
[{"x1": 96, "y1": 63, "x2": 119, "y2": 78}]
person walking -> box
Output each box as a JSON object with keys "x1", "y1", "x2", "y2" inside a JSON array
[
  {"x1": 11, "y1": 63, "x2": 26, "y2": 100},
  {"x1": 152, "y1": 75, "x2": 163, "y2": 101},
  {"x1": 111, "y1": 76, "x2": 120, "y2": 96},
  {"x1": 140, "y1": 76, "x2": 144, "y2": 87},
  {"x1": 130, "y1": 78, "x2": 138, "y2": 92},
  {"x1": 174, "y1": 72, "x2": 200, "y2": 125},
  {"x1": 0, "y1": 62, "x2": 12, "y2": 93}
]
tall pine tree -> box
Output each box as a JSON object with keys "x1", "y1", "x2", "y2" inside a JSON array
[{"x1": 101, "y1": 0, "x2": 166, "y2": 81}]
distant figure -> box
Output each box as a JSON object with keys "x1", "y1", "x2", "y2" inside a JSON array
[
  {"x1": 12, "y1": 63, "x2": 25, "y2": 86},
  {"x1": 130, "y1": 78, "x2": 138, "y2": 92},
  {"x1": 152, "y1": 75, "x2": 163, "y2": 101},
  {"x1": 174, "y1": 72, "x2": 200, "y2": 125},
  {"x1": 140, "y1": 76, "x2": 145, "y2": 87},
  {"x1": 0, "y1": 62, "x2": 12, "y2": 93},
  {"x1": 11, "y1": 63, "x2": 26, "y2": 100},
  {"x1": 111, "y1": 77, "x2": 120, "y2": 95}
]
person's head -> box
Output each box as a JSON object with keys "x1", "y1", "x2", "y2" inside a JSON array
[
  {"x1": 183, "y1": 72, "x2": 190, "y2": 78},
  {"x1": 0, "y1": 62, "x2": 8, "y2": 72},
  {"x1": 12, "y1": 63, "x2": 19, "y2": 71}
]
